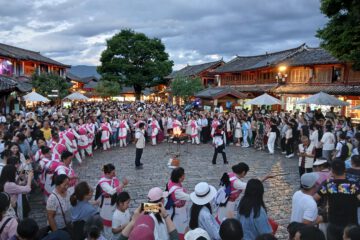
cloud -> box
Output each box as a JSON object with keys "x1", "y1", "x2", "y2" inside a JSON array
[{"x1": 0, "y1": 0, "x2": 327, "y2": 70}]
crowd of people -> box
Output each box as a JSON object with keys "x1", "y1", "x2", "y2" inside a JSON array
[{"x1": 0, "y1": 101, "x2": 359, "y2": 240}]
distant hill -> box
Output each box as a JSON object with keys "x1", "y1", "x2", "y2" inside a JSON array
[{"x1": 69, "y1": 65, "x2": 101, "y2": 78}]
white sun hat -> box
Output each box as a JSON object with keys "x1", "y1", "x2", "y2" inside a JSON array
[{"x1": 190, "y1": 182, "x2": 217, "y2": 205}]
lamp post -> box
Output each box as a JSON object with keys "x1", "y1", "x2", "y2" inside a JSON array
[{"x1": 276, "y1": 66, "x2": 287, "y2": 84}]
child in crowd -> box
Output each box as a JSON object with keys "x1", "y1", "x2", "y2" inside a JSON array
[{"x1": 111, "y1": 191, "x2": 131, "y2": 240}]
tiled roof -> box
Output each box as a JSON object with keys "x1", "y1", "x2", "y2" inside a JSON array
[
  {"x1": 0, "y1": 43, "x2": 70, "y2": 68},
  {"x1": 0, "y1": 75, "x2": 16, "y2": 92},
  {"x1": 273, "y1": 84, "x2": 360, "y2": 95},
  {"x1": 83, "y1": 80, "x2": 99, "y2": 89},
  {"x1": 195, "y1": 87, "x2": 247, "y2": 99},
  {"x1": 66, "y1": 72, "x2": 82, "y2": 81},
  {"x1": 215, "y1": 44, "x2": 306, "y2": 73},
  {"x1": 279, "y1": 47, "x2": 340, "y2": 66},
  {"x1": 167, "y1": 60, "x2": 224, "y2": 78},
  {"x1": 233, "y1": 84, "x2": 279, "y2": 93}
]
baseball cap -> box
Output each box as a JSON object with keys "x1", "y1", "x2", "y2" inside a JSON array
[
  {"x1": 301, "y1": 173, "x2": 319, "y2": 189},
  {"x1": 147, "y1": 187, "x2": 168, "y2": 202},
  {"x1": 128, "y1": 214, "x2": 155, "y2": 240},
  {"x1": 185, "y1": 228, "x2": 211, "y2": 240},
  {"x1": 313, "y1": 159, "x2": 328, "y2": 166}
]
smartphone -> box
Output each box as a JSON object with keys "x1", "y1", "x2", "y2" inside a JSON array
[{"x1": 143, "y1": 203, "x2": 160, "y2": 213}]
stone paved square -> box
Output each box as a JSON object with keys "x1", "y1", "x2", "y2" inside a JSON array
[{"x1": 29, "y1": 143, "x2": 299, "y2": 240}]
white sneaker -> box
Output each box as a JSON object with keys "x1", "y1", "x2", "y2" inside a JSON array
[
  {"x1": 286, "y1": 153, "x2": 294, "y2": 158},
  {"x1": 281, "y1": 151, "x2": 286, "y2": 154}
]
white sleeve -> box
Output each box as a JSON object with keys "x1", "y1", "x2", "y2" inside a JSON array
[
  {"x1": 233, "y1": 179, "x2": 247, "y2": 190},
  {"x1": 174, "y1": 189, "x2": 191, "y2": 201},
  {"x1": 56, "y1": 167, "x2": 66, "y2": 175},
  {"x1": 100, "y1": 182, "x2": 117, "y2": 195},
  {"x1": 303, "y1": 199, "x2": 318, "y2": 222}
]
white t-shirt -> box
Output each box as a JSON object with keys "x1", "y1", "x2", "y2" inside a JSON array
[
  {"x1": 298, "y1": 143, "x2": 315, "y2": 169},
  {"x1": 321, "y1": 132, "x2": 335, "y2": 150},
  {"x1": 290, "y1": 190, "x2": 318, "y2": 223},
  {"x1": 335, "y1": 140, "x2": 346, "y2": 158},
  {"x1": 112, "y1": 209, "x2": 131, "y2": 239},
  {"x1": 135, "y1": 130, "x2": 145, "y2": 149}
]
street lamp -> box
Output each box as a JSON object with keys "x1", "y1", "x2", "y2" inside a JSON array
[{"x1": 276, "y1": 65, "x2": 287, "y2": 83}]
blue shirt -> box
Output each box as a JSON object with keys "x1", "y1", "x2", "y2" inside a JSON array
[
  {"x1": 237, "y1": 207, "x2": 272, "y2": 240},
  {"x1": 71, "y1": 200, "x2": 98, "y2": 222},
  {"x1": 198, "y1": 207, "x2": 220, "y2": 240}
]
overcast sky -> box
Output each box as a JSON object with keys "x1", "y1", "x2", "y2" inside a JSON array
[{"x1": 0, "y1": 0, "x2": 327, "y2": 70}]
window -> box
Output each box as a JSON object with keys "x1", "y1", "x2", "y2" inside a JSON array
[{"x1": 332, "y1": 67, "x2": 342, "y2": 82}]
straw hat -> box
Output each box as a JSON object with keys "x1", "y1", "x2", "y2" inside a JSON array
[{"x1": 190, "y1": 182, "x2": 217, "y2": 205}]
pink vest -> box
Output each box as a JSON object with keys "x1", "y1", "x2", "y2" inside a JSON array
[
  {"x1": 78, "y1": 126, "x2": 87, "y2": 135},
  {"x1": 212, "y1": 120, "x2": 219, "y2": 129},
  {"x1": 228, "y1": 172, "x2": 243, "y2": 202},
  {"x1": 119, "y1": 121, "x2": 126, "y2": 128},
  {"x1": 55, "y1": 163, "x2": 77, "y2": 187},
  {"x1": 167, "y1": 180, "x2": 186, "y2": 208},
  {"x1": 98, "y1": 176, "x2": 120, "y2": 198},
  {"x1": 101, "y1": 123, "x2": 110, "y2": 132}
]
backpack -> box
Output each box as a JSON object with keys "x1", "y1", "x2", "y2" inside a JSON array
[
  {"x1": 339, "y1": 142, "x2": 349, "y2": 161},
  {"x1": 214, "y1": 173, "x2": 231, "y2": 207},
  {"x1": 164, "y1": 184, "x2": 181, "y2": 220}
]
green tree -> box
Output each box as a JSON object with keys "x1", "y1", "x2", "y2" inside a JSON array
[
  {"x1": 317, "y1": 0, "x2": 360, "y2": 70},
  {"x1": 95, "y1": 80, "x2": 121, "y2": 97},
  {"x1": 171, "y1": 76, "x2": 204, "y2": 102},
  {"x1": 31, "y1": 73, "x2": 70, "y2": 99},
  {"x1": 98, "y1": 29, "x2": 173, "y2": 99}
]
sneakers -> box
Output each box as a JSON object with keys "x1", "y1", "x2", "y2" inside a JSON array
[
  {"x1": 135, "y1": 163, "x2": 144, "y2": 169},
  {"x1": 281, "y1": 151, "x2": 286, "y2": 154},
  {"x1": 286, "y1": 153, "x2": 294, "y2": 158}
]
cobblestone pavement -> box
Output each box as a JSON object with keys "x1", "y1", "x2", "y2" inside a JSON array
[{"x1": 29, "y1": 142, "x2": 299, "y2": 240}]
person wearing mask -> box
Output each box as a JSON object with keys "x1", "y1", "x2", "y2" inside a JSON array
[
  {"x1": 237, "y1": 179, "x2": 272, "y2": 240},
  {"x1": 314, "y1": 159, "x2": 360, "y2": 240},
  {"x1": 46, "y1": 174, "x2": 72, "y2": 234},
  {"x1": 189, "y1": 182, "x2": 220, "y2": 240},
  {"x1": 165, "y1": 167, "x2": 190, "y2": 238},
  {"x1": 0, "y1": 192, "x2": 18, "y2": 240}
]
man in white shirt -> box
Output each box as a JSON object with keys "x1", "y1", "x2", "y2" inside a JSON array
[
  {"x1": 291, "y1": 173, "x2": 321, "y2": 225},
  {"x1": 320, "y1": 126, "x2": 335, "y2": 161},
  {"x1": 134, "y1": 122, "x2": 145, "y2": 169},
  {"x1": 334, "y1": 132, "x2": 347, "y2": 160}
]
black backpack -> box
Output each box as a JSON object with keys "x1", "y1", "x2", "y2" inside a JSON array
[{"x1": 339, "y1": 142, "x2": 349, "y2": 161}]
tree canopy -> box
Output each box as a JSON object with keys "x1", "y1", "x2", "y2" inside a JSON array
[
  {"x1": 31, "y1": 73, "x2": 70, "y2": 99},
  {"x1": 98, "y1": 29, "x2": 173, "y2": 99},
  {"x1": 95, "y1": 80, "x2": 121, "y2": 98},
  {"x1": 317, "y1": 0, "x2": 360, "y2": 70},
  {"x1": 171, "y1": 76, "x2": 204, "y2": 102}
]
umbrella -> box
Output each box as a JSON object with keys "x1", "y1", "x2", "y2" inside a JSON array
[
  {"x1": 23, "y1": 91, "x2": 50, "y2": 102},
  {"x1": 297, "y1": 92, "x2": 349, "y2": 106},
  {"x1": 63, "y1": 92, "x2": 89, "y2": 101},
  {"x1": 245, "y1": 93, "x2": 283, "y2": 105}
]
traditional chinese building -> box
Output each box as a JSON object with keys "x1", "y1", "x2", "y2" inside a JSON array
[
  {"x1": 166, "y1": 60, "x2": 225, "y2": 87},
  {"x1": 214, "y1": 44, "x2": 360, "y2": 119},
  {"x1": 0, "y1": 43, "x2": 70, "y2": 113}
]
